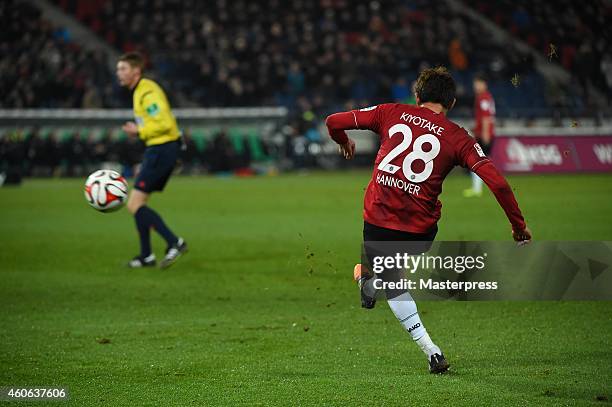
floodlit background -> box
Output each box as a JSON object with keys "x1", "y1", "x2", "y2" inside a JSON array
[{"x1": 0, "y1": 1, "x2": 610, "y2": 405}]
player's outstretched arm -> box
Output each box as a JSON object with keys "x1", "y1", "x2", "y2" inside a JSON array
[
  {"x1": 325, "y1": 112, "x2": 358, "y2": 159},
  {"x1": 326, "y1": 105, "x2": 388, "y2": 160},
  {"x1": 473, "y1": 161, "x2": 532, "y2": 244}
]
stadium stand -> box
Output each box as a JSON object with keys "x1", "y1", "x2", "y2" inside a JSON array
[
  {"x1": 52, "y1": 0, "x2": 556, "y2": 117},
  {"x1": 4, "y1": 0, "x2": 606, "y2": 118},
  {"x1": 0, "y1": 1, "x2": 119, "y2": 108},
  {"x1": 2, "y1": 0, "x2": 611, "y2": 180},
  {"x1": 462, "y1": 0, "x2": 612, "y2": 111}
]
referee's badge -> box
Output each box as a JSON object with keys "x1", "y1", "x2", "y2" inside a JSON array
[{"x1": 146, "y1": 103, "x2": 160, "y2": 116}]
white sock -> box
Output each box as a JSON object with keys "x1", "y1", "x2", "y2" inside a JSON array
[
  {"x1": 387, "y1": 292, "x2": 441, "y2": 357},
  {"x1": 415, "y1": 332, "x2": 441, "y2": 357},
  {"x1": 471, "y1": 172, "x2": 483, "y2": 193}
]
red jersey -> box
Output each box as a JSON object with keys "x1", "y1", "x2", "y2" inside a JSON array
[
  {"x1": 326, "y1": 103, "x2": 525, "y2": 234},
  {"x1": 474, "y1": 91, "x2": 495, "y2": 139}
]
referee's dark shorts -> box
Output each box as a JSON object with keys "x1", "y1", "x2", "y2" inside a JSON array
[{"x1": 134, "y1": 140, "x2": 180, "y2": 193}]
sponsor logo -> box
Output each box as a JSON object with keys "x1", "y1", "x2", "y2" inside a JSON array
[
  {"x1": 479, "y1": 99, "x2": 496, "y2": 114},
  {"x1": 593, "y1": 144, "x2": 612, "y2": 164},
  {"x1": 506, "y1": 139, "x2": 562, "y2": 170},
  {"x1": 407, "y1": 323, "x2": 421, "y2": 333},
  {"x1": 474, "y1": 143, "x2": 485, "y2": 158}
]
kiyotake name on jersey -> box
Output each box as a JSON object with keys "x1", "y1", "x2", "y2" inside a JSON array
[{"x1": 399, "y1": 112, "x2": 445, "y2": 136}]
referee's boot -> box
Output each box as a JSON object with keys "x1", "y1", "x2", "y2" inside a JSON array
[
  {"x1": 128, "y1": 254, "x2": 156, "y2": 268},
  {"x1": 160, "y1": 237, "x2": 188, "y2": 269}
]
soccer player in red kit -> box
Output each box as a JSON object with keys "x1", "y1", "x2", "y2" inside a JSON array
[
  {"x1": 464, "y1": 74, "x2": 496, "y2": 197},
  {"x1": 325, "y1": 67, "x2": 531, "y2": 374}
]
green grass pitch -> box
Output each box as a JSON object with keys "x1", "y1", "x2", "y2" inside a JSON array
[{"x1": 0, "y1": 171, "x2": 610, "y2": 406}]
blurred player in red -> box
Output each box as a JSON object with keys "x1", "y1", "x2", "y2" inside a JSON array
[
  {"x1": 464, "y1": 73, "x2": 496, "y2": 197},
  {"x1": 325, "y1": 67, "x2": 531, "y2": 374}
]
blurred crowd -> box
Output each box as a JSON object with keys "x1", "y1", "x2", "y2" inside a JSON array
[
  {"x1": 4, "y1": 0, "x2": 610, "y2": 183},
  {"x1": 1, "y1": 0, "x2": 606, "y2": 118},
  {"x1": 0, "y1": 1, "x2": 124, "y2": 108},
  {"x1": 0, "y1": 129, "x2": 142, "y2": 181},
  {"x1": 0, "y1": 128, "x2": 273, "y2": 184},
  {"x1": 53, "y1": 0, "x2": 541, "y2": 115},
  {"x1": 464, "y1": 0, "x2": 612, "y2": 106}
]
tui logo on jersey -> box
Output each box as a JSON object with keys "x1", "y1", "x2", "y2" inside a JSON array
[{"x1": 146, "y1": 103, "x2": 160, "y2": 116}]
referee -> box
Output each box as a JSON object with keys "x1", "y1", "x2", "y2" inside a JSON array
[{"x1": 116, "y1": 52, "x2": 187, "y2": 269}]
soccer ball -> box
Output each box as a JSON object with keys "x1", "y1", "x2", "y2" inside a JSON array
[{"x1": 84, "y1": 170, "x2": 128, "y2": 212}]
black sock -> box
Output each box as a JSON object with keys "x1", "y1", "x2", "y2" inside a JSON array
[
  {"x1": 134, "y1": 207, "x2": 152, "y2": 257},
  {"x1": 137, "y1": 206, "x2": 178, "y2": 247}
]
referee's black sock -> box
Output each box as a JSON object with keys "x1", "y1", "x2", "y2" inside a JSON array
[
  {"x1": 136, "y1": 206, "x2": 178, "y2": 248},
  {"x1": 134, "y1": 207, "x2": 152, "y2": 257}
]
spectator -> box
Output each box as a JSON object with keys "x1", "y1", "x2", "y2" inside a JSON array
[{"x1": 208, "y1": 130, "x2": 237, "y2": 173}]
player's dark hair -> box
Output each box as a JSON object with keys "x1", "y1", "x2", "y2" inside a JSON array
[
  {"x1": 118, "y1": 52, "x2": 145, "y2": 71},
  {"x1": 414, "y1": 66, "x2": 456, "y2": 110}
]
